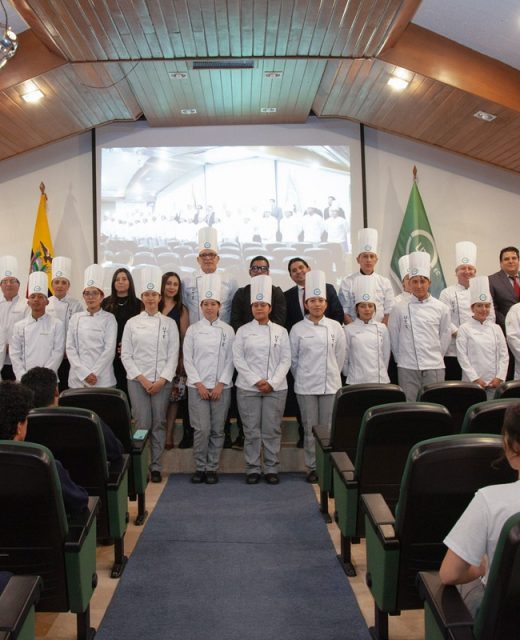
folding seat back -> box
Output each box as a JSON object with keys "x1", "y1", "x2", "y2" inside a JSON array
[
  {"x1": 417, "y1": 381, "x2": 487, "y2": 431},
  {"x1": 494, "y1": 379, "x2": 520, "y2": 399},
  {"x1": 0, "y1": 574, "x2": 42, "y2": 640},
  {"x1": 461, "y1": 398, "x2": 520, "y2": 435}
]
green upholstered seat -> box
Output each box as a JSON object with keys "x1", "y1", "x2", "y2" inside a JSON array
[
  {"x1": 417, "y1": 381, "x2": 487, "y2": 432},
  {"x1": 460, "y1": 398, "x2": 520, "y2": 435}
]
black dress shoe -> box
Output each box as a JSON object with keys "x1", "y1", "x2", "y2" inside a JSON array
[
  {"x1": 191, "y1": 471, "x2": 205, "y2": 484},
  {"x1": 306, "y1": 470, "x2": 318, "y2": 484},
  {"x1": 246, "y1": 473, "x2": 261, "y2": 484},
  {"x1": 205, "y1": 471, "x2": 219, "y2": 484},
  {"x1": 223, "y1": 434, "x2": 233, "y2": 449},
  {"x1": 151, "y1": 470, "x2": 162, "y2": 483},
  {"x1": 265, "y1": 473, "x2": 280, "y2": 485},
  {"x1": 179, "y1": 434, "x2": 193, "y2": 449},
  {"x1": 231, "y1": 434, "x2": 244, "y2": 450}
]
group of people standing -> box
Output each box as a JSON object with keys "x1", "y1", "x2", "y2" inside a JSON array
[{"x1": 1, "y1": 226, "x2": 520, "y2": 486}]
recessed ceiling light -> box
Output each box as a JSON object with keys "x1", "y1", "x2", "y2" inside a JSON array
[
  {"x1": 473, "y1": 110, "x2": 497, "y2": 122},
  {"x1": 387, "y1": 76, "x2": 409, "y2": 91},
  {"x1": 22, "y1": 89, "x2": 44, "y2": 103},
  {"x1": 264, "y1": 71, "x2": 282, "y2": 78},
  {"x1": 260, "y1": 107, "x2": 277, "y2": 113},
  {"x1": 180, "y1": 108, "x2": 197, "y2": 115},
  {"x1": 169, "y1": 72, "x2": 187, "y2": 80}
]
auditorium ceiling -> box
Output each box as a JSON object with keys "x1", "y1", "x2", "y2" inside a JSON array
[{"x1": 2, "y1": 0, "x2": 520, "y2": 173}]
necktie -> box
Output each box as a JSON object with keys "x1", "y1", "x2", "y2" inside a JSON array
[{"x1": 511, "y1": 276, "x2": 520, "y2": 300}]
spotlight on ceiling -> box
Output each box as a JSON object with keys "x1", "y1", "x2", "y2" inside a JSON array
[
  {"x1": 0, "y1": 24, "x2": 18, "y2": 70},
  {"x1": 473, "y1": 110, "x2": 497, "y2": 122},
  {"x1": 22, "y1": 89, "x2": 44, "y2": 103}
]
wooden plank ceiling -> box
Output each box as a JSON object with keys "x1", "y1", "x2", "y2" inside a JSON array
[{"x1": 1, "y1": 0, "x2": 520, "y2": 173}]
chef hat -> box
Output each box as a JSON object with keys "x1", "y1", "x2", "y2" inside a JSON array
[
  {"x1": 83, "y1": 264, "x2": 105, "y2": 291},
  {"x1": 469, "y1": 276, "x2": 492, "y2": 306},
  {"x1": 198, "y1": 227, "x2": 218, "y2": 254},
  {"x1": 357, "y1": 228, "x2": 378, "y2": 256},
  {"x1": 52, "y1": 256, "x2": 72, "y2": 281},
  {"x1": 28, "y1": 271, "x2": 48, "y2": 297},
  {"x1": 409, "y1": 251, "x2": 431, "y2": 279},
  {"x1": 304, "y1": 270, "x2": 326, "y2": 301},
  {"x1": 352, "y1": 275, "x2": 377, "y2": 305},
  {"x1": 455, "y1": 241, "x2": 477, "y2": 268},
  {"x1": 0, "y1": 255, "x2": 20, "y2": 281},
  {"x1": 198, "y1": 273, "x2": 222, "y2": 303},
  {"x1": 250, "y1": 275, "x2": 272, "y2": 305},
  {"x1": 138, "y1": 266, "x2": 162, "y2": 296},
  {"x1": 398, "y1": 255, "x2": 410, "y2": 281}
]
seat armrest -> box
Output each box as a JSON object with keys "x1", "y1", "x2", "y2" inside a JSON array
[
  {"x1": 312, "y1": 424, "x2": 331, "y2": 450},
  {"x1": 0, "y1": 576, "x2": 42, "y2": 634},
  {"x1": 417, "y1": 571, "x2": 475, "y2": 640},
  {"x1": 107, "y1": 453, "x2": 130, "y2": 489},
  {"x1": 362, "y1": 493, "x2": 398, "y2": 545},
  {"x1": 66, "y1": 496, "x2": 99, "y2": 550},
  {"x1": 131, "y1": 428, "x2": 150, "y2": 452},
  {"x1": 330, "y1": 451, "x2": 355, "y2": 479}
]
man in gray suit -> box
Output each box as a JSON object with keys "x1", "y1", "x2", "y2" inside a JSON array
[{"x1": 489, "y1": 246, "x2": 520, "y2": 380}]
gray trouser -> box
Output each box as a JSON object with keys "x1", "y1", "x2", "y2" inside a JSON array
[
  {"x1": 397, "y1": 367, "x2": 445, "y2": 402},
  {"x1": 237, "y1": 388, "x2": 287, "y2": 474},
  {"x1": 296, "y1": 394, "x2": 335, "y2": 471},
  {"x1": 128, "y1": 379, "x2": 172, "y2": 472},
  {"x1": 189, "y1": 387, "x2": 231, "y2": 472}
]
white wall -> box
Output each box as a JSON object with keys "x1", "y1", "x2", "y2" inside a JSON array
[{"x1": 0, "y1": 133, "x2": 93, "y2": 298}]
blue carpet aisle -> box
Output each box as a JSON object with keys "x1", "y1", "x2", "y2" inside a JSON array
[{"x1": 97, "y1": 474, "x2": 371, "y2": 640}]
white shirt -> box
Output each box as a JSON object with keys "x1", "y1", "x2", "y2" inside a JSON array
[
  {"x1": 388, "y1": 295, "x2": 451, "y2": 370},
  {"x1": 279, "y1": 216, "x2": 302, "y2": 243},
  {"x1": 66, "y1": 309, "x2": 117, "y2": 388},
  {"x1": 10, "y1": 313, "x2": 65, "y2": 380},
  {"x1": 121, "y1": 311, "x2": 179, "y2": 382},
  {"x1": 184, "y1": 318, "x2": 235, "y2": 389},
  {"x1": 342, "y1": 318, "x2": 390, "y2": 384},
  {"x1": 444, "y1": 480, "x2": 520, "y2": 586},
  {"x1": 505, "y1": 303, "x2": 520, "y2": 379},
  {"x1": 47, "y1": 294, "x2": 83, "y2": 334},
  {"x1": 456, "y1": 317, "x2": 508, "y2": 383},
  {"x1": 0, "y1": 295, "x2": 29, "y2": 364},
  {"x1": 325, "y1": 216, "x2": 348, "y2": 243},
  {"x1": 439, "y1": 284, "x2": 496, "y2": 357},
  {"x1": 338, "y1": 272, "x2": 394, "y2": 322},
  {"x1": 290, "y1": 316, "x2": 346, "y2": 395},
  {"x1": 302, "y1": 214, "x2": 325, "y2": 243},
  {"x1": 233, "y1": 320, "x2": 291, "y2": 392},
  {"x1": 182, "y1": 269, "x2": 238, "y2": 325}
]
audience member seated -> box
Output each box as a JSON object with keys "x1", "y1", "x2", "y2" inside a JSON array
[
  {"x1": 0, "y1": 380, "x2": 88, "y2": 515},
  {"x1": 20, "y1": 366, "x2": 124, "y2": 464}
]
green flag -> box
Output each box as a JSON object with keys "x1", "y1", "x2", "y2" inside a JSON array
[{"x1": 390, "y1": 175, "x2": 446, "y2": 298}]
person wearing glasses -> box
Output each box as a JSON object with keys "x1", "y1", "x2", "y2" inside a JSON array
[{"x1": 66, "y1": 264, "x2": 117, "y2": 388}]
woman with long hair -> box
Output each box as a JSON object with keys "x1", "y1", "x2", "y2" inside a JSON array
[
  {"x1": 102, "y1": 267, "x2": 142, "y2": 397},
  {"x1": 159, "y1": 271, "x2": 189, "y2": 449}
]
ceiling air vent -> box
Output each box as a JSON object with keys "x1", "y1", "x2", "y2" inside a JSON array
[{"x1": 192, "y1": 59, "x2": 255, "y2": 70}]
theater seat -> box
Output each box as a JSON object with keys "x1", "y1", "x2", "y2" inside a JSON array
[
  {"x1": 0, "y1": 574, "x2": 42, "y2": 640},
  {"x1": 494, "y1": 379, "x2": 520, "y2": 399},
  {"x1": 418, "y1": 511, "x2": 520, "y2": 640},
  {"x1": 331, "y1": 401, "x2": 453, "y2": 576},
  {"x1": 0, "y1": 442, "x2": 98, "y2": 640},
  {"x1": 313, "y1": 384, "x2": 405, "y2": 521},
  {"x1": 461, "y1": 398, "x2": 520, "y2": 435},
  {"x1": 417, "y1": 381, "x2": 487, "y2": 431},
  {"x1": 362, "y1": 434, "x2": 517, "y2": 640},
  {"x1": 27, "y1": 407, "x2": 130, "y2": 578},
  {"x1": 60, "y1": 387, "x2": 150, "y2": 525}
]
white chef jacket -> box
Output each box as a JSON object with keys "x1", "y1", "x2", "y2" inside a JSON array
[
  {"x1": 290, "y1": 316, "x2": 346, "y2": 395},
  {"x1": 505, "y1": 303, "x2": 520, "y2": 379},
  {"x1": 0, "y1": 295, "x2": 28, "y2": 364},
  {"x1": 338, "y1": 272, "x2": 394, "y2": 322},
  {"x1": 456, "y1": 317, "x2": 508, "y2": 383},
  {"x1": 47, "y1": 295, "x2": 83, "y2": 334},
  {"x1": 233, "y1": 320, "x2": 291, "y2": 392},
  {"x1": 121, "y1": 311, "x2": 179, "y2": 382},
  {"x1": 439, "y1": 284, "x2": 496, "y2": 357},
  {"x1": 10, "y1": 313, "x2": 65, "y2": 380},
  {"x1": 342, "y1": 318, "x2": 390, "y2": 384},
  {"x1": 182, "y1": 269, "x2": 238, "y2": 325},
  {"x1": 66, "y1": 309, "x2": 117, "y2": 387},
  {"x1": 184, "y1": 318, "x2": 235, "y2": 389},
  {"x1": 388, "y1": 295, "x2": 451, "y2": 370}
]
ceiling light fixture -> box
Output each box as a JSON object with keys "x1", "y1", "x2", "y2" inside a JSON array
[
  {"x1": 473, "y1": 110, "x2": 497, "y2": 122},
  {"x1": 260, "y1": 107, "x2": 277, "y2": 113},
  {"x1": 180, "y1": 108, "x2": 197, "y2": 115},
  {"x1": 0, "y1": 23, "x2": 18, "y2": 70},
  {"x1": 264, "y1": 71, "x2": 282, "y2": 78},
  {"x1": 169, "y1": 72, "x2": 187, "y2": 80},
  {"x1": 387, "y1": 67, "x2": 411, "y2": 92},
  {"x1": 22, "y1": 89, "x2": 44, "y2": 103}
]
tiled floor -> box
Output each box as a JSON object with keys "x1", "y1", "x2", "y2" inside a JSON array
[{"x1": 34, "y1": 422, "x2": 424, "y2": 639}]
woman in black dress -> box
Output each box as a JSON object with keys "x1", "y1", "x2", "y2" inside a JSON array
[{"x1": 102, "y1": 268, "x2": 143, "y2": 399}]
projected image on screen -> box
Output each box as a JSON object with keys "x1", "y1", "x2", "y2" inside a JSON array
[{"x1": 100, "y1": 145, "x2": 351, "y2": 289}]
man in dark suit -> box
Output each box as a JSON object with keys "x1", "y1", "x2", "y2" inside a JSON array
[
  {"x1": 489, "y1": 246, "x2": 520, "y2": 379},
  {"x1": 284, "y1": 257, "x2": 344, "y2": 446}
]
